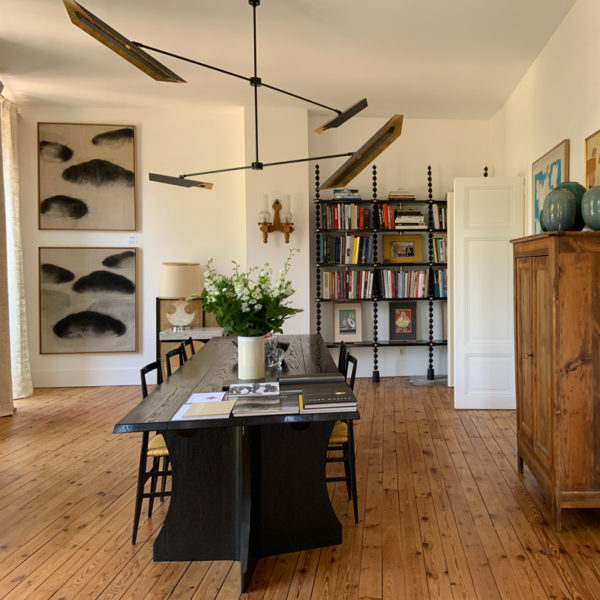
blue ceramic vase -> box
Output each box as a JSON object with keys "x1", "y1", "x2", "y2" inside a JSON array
[
  {"x1": 554, "y1": 181, "x2": 586, "y2": 230},
  {"x1": 540, "y1": 188, "x2": 577, "y2": 231},
  {"x1": 581, "y1": 186, "x2": 600, "y2": 230}
]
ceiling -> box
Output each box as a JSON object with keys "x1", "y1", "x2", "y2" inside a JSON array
[{"x1": 0, "y1": 0, "x2": 575, "y2": 120}]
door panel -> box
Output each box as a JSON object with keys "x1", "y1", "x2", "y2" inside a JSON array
[{"x1": 453, "y1": 177, "x2": 524, "y2": 409}]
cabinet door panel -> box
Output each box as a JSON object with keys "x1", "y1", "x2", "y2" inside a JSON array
[
  {"x1": 532, "y1": 255, "x2": 552, "y2": 470},
  {"x1": 515, "y1": 257, "x2": 533, "y2": 444}
]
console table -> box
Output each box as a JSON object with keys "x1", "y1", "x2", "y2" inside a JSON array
[{"x1": 114, "y1": 334, "x2": 359, "y2": 592}]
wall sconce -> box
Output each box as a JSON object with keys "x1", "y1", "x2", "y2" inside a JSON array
[{"x1": 258, "y1": 195, "x2": 294, "y2": 243}]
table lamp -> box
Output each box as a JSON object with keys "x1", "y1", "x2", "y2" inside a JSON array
[{"x1": 158, "y1": 262, "x2": 204, "y2": 331}]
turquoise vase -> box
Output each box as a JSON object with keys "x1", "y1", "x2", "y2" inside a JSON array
[
  {"x1": 581, "y1": 186, "x2": 600, "y2": 230},
  {"x1": 555, "y1": 181, "x2": 586, "y2": 230},
  {"x1": 540, "y1": 188, "x2": 577, "y2": 231}
]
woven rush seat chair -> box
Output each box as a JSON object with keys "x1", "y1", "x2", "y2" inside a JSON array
[{"x1": 132, "y1": 361, "x2": 172, "y2": 544}]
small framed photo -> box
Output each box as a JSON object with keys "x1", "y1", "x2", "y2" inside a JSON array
[
  {"x1": 389, "y1": 301, "x2": 417, "y2": 341},
  {"x1": 333, "y1": 302, "x2": 362, "y2": 343},
  {"x1": 585, "y1": 129, "x2": 600, "y2": 188},
  {"x1": 532, "y1": 139, "x2": 569, "y2": 234},
  {"x1": 382, "y1": 234, "x2": 422, "y2": 264}
]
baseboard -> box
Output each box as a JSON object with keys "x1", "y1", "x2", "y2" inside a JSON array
[
  {"x1": 454, "y1": 396, "x2": 516, "y2": 410},
  {"x1": 33, "y1": 368, "x2": 141, "y2": 388}
]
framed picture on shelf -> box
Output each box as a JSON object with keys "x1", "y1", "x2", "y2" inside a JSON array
[
  {"x1": 585, "y1": 128, "x2": 600, "y2": 188},
  {"x1": 382, "y1": 234, "x2": 423, "y2": 264},
  {"x1": 39, "y1": 247, "x2": 137, "y2": 353},
  {"x1": 532, "y1": 139, "x2": 569, "y2": 234},
  {"x1": 333, "y1": 302, "x2": 363, "y2": 343},
  {"x1": 389, "y1": 301, "x2": 417, "y2": 341},
  {"x1": 38, "y1": 122, "x2": 136, "y2": 231}
]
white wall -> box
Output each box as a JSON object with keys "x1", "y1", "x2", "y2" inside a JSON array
[
  {"x1": 19, "y1": 105, "x2": 245, "y2": 386},
  {"x1": 308, "y1": 114, "x2": 490, "y2": 377},
  {"x1": 243, "y1": 107, "x2": 311, "y2": 334},
  {"x1": 490, "y1": 0, "x2": 600, "y2": 232}
]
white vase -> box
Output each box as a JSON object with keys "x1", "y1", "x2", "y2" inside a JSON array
[{"x1": 237, "y1": 335, "x2": 265, "y2": 380}]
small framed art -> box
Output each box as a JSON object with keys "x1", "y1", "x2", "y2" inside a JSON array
[
  {"x1": 585, "y1": 129, "x2": 600, "y2": 188},
  {"x1": 389, "y1": 301, "x2": 417, "y2": 341},
  {"x1": 333, "y1": 302, "x2": 363, "y2": 343},
  {"x1": 532, "y1": 139, "x2": 569, "y2": 234},
  {"x1": 382, "y1": 234, "x2": 423, "y2": 264}
]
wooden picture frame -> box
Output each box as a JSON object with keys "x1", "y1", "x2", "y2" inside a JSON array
[
  {"x1": 333, "y1": 302, "x2": 363, "y2": 343},
  {"x1": 38, "y1": 122, "x2": 137, "y2": 231},
  {"x1": 532, "y1": 139, "x2": 569, "y2": 234},
  {"x1": 39, "y1": 247, "x2": 137, "y2": 353},
  {"x1": 585, "y1": 128, "x2": 600, "y2": 188},
  {"x1": 382, "y1": 234, "x2": 423, "y2": 264},
  {"x1": 389, "y1": 301, "x2": 417, "y2": 341}
]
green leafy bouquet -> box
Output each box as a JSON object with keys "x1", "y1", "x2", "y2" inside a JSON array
[{"x1": 201, "y1": 250, "x2": 302, "y2": 337}]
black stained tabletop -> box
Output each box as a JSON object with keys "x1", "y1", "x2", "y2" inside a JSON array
[{"x1": 114, "y1": 334, "x2": 359, "y2": 433}]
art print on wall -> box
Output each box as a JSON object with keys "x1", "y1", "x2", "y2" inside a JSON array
[
  {"x1": 585, "y1": 129, "x2": 600, "y2": 188},
  {"x1": 532, "y1": 139, "x2": 569, "y2": 234},
  {"x1": 39, "y1": 247, "x2": 137, "y2": 353},
  {"x1": 38, "y1": 123, "x2": 136, "y2": 230}
]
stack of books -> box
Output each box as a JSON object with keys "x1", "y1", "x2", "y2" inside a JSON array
[
  {"x1": 228, "y1": 382, "x2": 300, "y2": 416},
  {"x1": 388, "y1": 189, "x2": 415, "y2": 201},
  {"x1": 394, "y1": 208, "x2": 426, "y2": 229},
  {"x1": 332, "y1": 188, "x2": 361, "y2": 200},
  {"x1": 299, "y1": 384, "x2": 357, "y2": 413}
]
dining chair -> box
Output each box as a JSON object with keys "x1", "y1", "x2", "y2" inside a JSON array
[
  {"x1": 132, "y1": 361, "x2": 172, "y2": 544},
  {"x1": 326, "y1": 352, "x2": 359, "y2": 523},
  {"x1": 184, "y1": 336, "x2": 196, "y2": 357},
  {"x1": 165, "y1": 344, "x2": 185, "y2": 376}
]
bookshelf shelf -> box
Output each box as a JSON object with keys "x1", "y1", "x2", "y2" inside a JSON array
[{"x1": 314, "y1": 164, "x2": 448, "y2": 381}]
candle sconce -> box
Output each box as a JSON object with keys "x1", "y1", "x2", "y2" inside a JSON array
[{"x1": 258, "y1": 198, "x2": 294, "y2": 243}]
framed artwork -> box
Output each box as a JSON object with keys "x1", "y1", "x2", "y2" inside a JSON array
[
  {"x1": 38, "y1": 122, "x2": 136, "y2": 230},
  {"x1": 39, "y1": 247, "x2": 137, "y2": 353},
  {"x1": 382, "y1": 234, "x2": 423, "y2": 264},
  {"x1": 333, "y1": 302, "x2": 362, "y2": 343},
  {"x1": 389, "y1": 301, "x2": 417, "y2": 341},
  {"x1": 532, "y1": 139, "x2": 569, "y2": 234},
  {"x1": 585, "y1": 129, "x2": 600, "y2": 188}
]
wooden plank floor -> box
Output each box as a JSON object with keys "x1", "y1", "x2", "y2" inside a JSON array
[{"x1": 2, "y1": 378, "x2": 600, "y2": 599}]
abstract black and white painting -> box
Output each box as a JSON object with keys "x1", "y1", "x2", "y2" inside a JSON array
[
  {"x1": 39, "y1": 247, "x2": 137, "y2": 353},
  {"x1": 38, "y1": 123, "x2": 136, "y2": 230}
]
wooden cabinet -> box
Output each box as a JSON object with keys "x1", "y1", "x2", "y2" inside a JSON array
[{"x1": 512, "y1": 232, "x2": 600, "y2": 530}]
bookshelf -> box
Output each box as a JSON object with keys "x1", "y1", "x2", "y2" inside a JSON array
[{"x1": 314, "y1": 164, "x2": 447, "y2": 381}]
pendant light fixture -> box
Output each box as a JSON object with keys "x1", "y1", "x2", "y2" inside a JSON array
[{"x1": 63, "y1": 0, "x2": 403, "y2": 190}]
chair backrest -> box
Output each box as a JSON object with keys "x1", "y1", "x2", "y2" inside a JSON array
[
  {"x1": 140, "y1": 361, "x2": 163, "y2": 399},
  {"x1": 165, "y1": 345, "x2": 184, "y2": 377},
  {"x1": 184, "y1": 336, "x2": 195, "y2": 357},
  {"x1": 345, "y1": 353, "x2": 357, "y2": 391},
  {"x1": 337, "y1": 341, "x2": 348, "y2": 374}
]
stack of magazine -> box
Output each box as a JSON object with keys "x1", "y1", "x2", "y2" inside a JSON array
[{"x1": 228, "y1": 382, "x2": 300, "y2": 416}]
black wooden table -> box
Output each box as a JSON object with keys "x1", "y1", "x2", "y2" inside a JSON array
[{"x1": 113, "y1": 334, "x2": 360, "y2": 592}]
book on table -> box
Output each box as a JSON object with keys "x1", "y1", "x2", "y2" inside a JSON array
[
  {"x1": 171, "y1": 391, "x2": 235, "y2": 420},
  {"x1": 299, "y1": 384, "x2": 357, "y2": 413},
  {"x1": 231, "y1": 392, "x2": 300, "y2": 416},
  {"x1": 227, "y1": 382, "x2": 280, "y2": 396}
]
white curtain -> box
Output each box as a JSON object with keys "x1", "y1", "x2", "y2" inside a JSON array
[{"x1": 1, "y1": 97, "x2": 32, "y2": 401}]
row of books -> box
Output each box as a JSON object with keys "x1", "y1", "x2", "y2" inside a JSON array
[
  {"x1": 432, "y1": 234, "x2": 447, "y2": 263},
  {"x1": 319, "y1": 234, "x2": 374, "y2": 265},
  {"x1": 378, "y1": 269, "x2": 430, "y2": 299},
  {"x1": 433, "y1": 269, "x2": 447, "y2": 298},
  {"x1": 433, "y1": 204, "x2": 447, "y2": 230},
  {"x1": 321, "y1": 269, "x2": 374, "y2": 299},
  {"x1": 170, "y1": 382, "x2": 357, "y2": 419},
  {"x1": 321, "y1": 203, "x2": 371, "y2": 230}
]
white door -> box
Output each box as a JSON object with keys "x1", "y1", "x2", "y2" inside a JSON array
[{"x1": 453, "y1": 177, "x2": 524, "y2": 409}]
